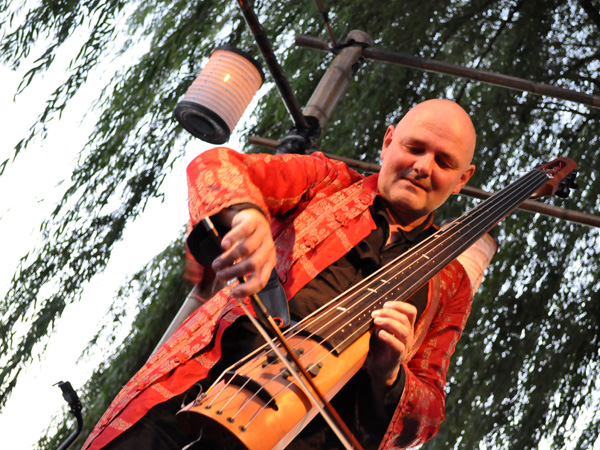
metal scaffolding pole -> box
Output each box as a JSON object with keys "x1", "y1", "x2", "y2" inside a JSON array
[
  {"x1": 248, "y1": 135, "x2": 600, "y2": 229},
  {"x1": 295, "y1": 34, "x2": 600, "y2": 109},
  {"x1": 238, "y1": 0, "x2": 309, "y2": 129}
]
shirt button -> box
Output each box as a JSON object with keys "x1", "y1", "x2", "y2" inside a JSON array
[
  {"x1": 305, "y1": 236, "x2": 318, "y2": 249},
  {"x1": 334, "y1": 211, "x2": 347, "y2": 224}
]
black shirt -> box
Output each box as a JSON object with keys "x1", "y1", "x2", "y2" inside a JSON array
[{"x1": 289, "y1": 196, "x2": 434, "y2": 322}]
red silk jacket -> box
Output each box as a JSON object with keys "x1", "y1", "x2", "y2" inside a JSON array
[{"x1": 83, "y1": 147, "x2": 473, "y2": 450}]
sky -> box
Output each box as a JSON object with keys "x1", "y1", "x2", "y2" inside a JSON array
[
  {"x1": 0, "y1": 37, "x2": 215, "y2": 448},
  {"x1": 0, "y1": 17, "x2": 264, "y2": 445}
]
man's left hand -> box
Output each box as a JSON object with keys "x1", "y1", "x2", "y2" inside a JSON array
[{"x1": 367, "y1": 301, "x2": 417, "y2": 388}]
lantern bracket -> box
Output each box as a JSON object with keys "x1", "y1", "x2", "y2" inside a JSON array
[{"x1": 276, "y1": 115, "x2": 321, "y2": 154}]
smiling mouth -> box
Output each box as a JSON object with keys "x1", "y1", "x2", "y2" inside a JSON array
[{"x1": 401, "y1": 177, "x2": 428, "y2": 191}]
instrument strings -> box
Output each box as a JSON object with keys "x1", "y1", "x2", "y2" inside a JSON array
[
  {"x1": 202, "y1": 168, "x2": 551, "y2": 430},
  {"x1": 287, "y1": 167, "x2": 549, "y2": 348}
]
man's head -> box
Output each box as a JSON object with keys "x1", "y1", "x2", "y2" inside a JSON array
[{"x1": 377, "y1": 99, "x2": 476, "y2": 229}]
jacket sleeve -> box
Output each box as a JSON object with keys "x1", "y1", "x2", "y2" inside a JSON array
[
  {"x1": 379, "y1": 261, "x2": 474, "y2": 449},
  {"x1": 186, "y1": 147, "x2": 363, "y2": 228}
]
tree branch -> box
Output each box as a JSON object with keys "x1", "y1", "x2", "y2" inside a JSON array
[{"x1": 578, "y1": 0, "x2": 600, "y2": 29}]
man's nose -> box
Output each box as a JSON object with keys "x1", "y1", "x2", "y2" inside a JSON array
[{"x1": 412, "y1": 152, "x2": 434, "y2": 176}]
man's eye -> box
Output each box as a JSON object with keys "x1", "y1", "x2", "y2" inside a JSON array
[{"x1": 436, "y1": 157, "x2": 453, "y2": 169}]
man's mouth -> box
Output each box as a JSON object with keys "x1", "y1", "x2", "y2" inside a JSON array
[{"x1": 401, "y1": 177, "x2": 428, "y2": 191}]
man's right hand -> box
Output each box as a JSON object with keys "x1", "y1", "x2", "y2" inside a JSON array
[{"x1": 211, "y1": 208, "x2": 276, "y2": 298}]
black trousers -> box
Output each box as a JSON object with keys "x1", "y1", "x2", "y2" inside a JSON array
[
  {"x1": 99, "y1": 316, "x2": 365, "y2": 450},
  {"x1": 103, "y1": 392, "x2": 196, "y2": 449}
]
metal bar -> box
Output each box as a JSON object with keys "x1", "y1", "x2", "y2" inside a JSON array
[
  {"x1": 149, "y1": 284, "x2": 208, "y2": 358},
  {"x1": 238, "y1": 0, "x2": 309, "y2": 128},
  {"x1": 459, "y1": 185, "x2": 600, "y2": 228},
  {"x1": 303, "y1": 30, "x2": 373, "y2": 128},
  {"x1": 56, "y1": 381, "x2": 83, "y2": 450},
  {"x1": 295, "y1": 34, "x2": 600, "y2": 109},
  {"x1": 248, "y1": 135, "x2": 600, "y2": 228}
]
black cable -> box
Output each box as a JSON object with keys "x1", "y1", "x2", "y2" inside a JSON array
[{"x1": 313, "y1": 0, "x2": 337, "y2": 47}]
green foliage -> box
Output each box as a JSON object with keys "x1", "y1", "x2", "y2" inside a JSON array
[
  {"x1": 36, "y1": 232, "x2": 189, "y2": 450},
  {"x1": 1, "y1": 0, "x2": 599, "y2": 449},
  {"x1": 0, "y1": 0, "x2": 244, "y2": 409}
]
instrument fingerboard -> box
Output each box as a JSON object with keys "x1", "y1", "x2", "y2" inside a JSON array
[{"x1": 297, "y1": 167, "x2": 553, "y2": 355}]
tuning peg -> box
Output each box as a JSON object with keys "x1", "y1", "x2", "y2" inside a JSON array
[
  {"x1": 556, "y1": 171, "x2": 578, "y2": 198},
  {"x1": 567, "y1": 171, "x2": 579, "y2": 190}
]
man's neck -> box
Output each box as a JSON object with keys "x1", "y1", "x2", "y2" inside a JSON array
[
  {"x1": 383, "y1": 204, "x2": 432, "y2": 232},
  {"x1": 379, "y1": 205, "x2": 433, "y2": 247}
]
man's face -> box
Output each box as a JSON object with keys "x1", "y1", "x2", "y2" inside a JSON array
[{"x1": 377, "y1": 100, "x2": 476, "y2": 227}]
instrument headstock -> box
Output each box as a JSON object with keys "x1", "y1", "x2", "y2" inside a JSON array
[{"x1": 530, "y1": 157, "x2": 578, "y2": 200}]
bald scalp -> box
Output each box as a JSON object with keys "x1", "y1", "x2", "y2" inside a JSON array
[
  {"x1": 378, "y1": 98, "x2": 477, "y2": 229},
  {"x1": 398, "y1": 99, "x2": 476, "y2": 166}
]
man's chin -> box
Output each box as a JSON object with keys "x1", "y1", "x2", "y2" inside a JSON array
[
  {"x1": 391, "y1": 190, "x2": 425, "y2": 209},
  {"x1": 385, "y1": 197, "x2": 428, "y2": 221}
]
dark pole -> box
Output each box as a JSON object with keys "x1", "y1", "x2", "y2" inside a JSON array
[
  {"x1": 56, "y1": 381, "x2": 83, "y2": 450},
  {"x1": 295, "y1": 34, "x2": 600, "y2": 109},
  {"x1": 237, "y1": 0, "x2": 309, "y2": 129}
]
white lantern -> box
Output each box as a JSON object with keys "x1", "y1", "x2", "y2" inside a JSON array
[
  {"x1": 441, "y1": 221, "x2": 498, "y2": 295},
  {"x1": 174, "y1": 47, "x2": 264, "y2": 144},
  {"x1": 456, "y1": 232, "x2": 498, "y2": 295}
]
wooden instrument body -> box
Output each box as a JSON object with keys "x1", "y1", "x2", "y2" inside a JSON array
[{"x1": 178, "y1": 331, "x2": 371, "y2": 449}]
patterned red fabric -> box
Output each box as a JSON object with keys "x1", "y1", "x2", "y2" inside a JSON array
[{"x1": 83, "y1": 147, "x2": 473, "y2": 450}]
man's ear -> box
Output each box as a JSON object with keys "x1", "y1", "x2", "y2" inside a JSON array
[
  {"x1": 452, "y1": 164, "x2": 476, "y2": 194},
  {"x1": 381, "y1": 125, "x2": 395, "y2": 159}
]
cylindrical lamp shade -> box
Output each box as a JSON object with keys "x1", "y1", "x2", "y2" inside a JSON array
[
  {"x1": 441, "y1": 221, "x2": 498, "y2": 295},
  {"x1": 456, "y1": 233, "x2": 498, "y2": 295},
  {"x1": 174, "y1": 47, "x2": 264, "y2": 144}
]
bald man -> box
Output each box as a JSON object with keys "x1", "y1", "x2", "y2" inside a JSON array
[
  {"x1": 85, "y1": 99, "x2": 477, "y2": 450},
  {"x1": 211, "y1": 99, "x2": 476, "y2": 402},
  {"x1": 377, "y1": 99, "x2": 476, "y2": 228}
]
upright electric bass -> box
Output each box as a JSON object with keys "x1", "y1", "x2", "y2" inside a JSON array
[{"x1": 178, "y1": 158, "x2": 578, "y2": 449}]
